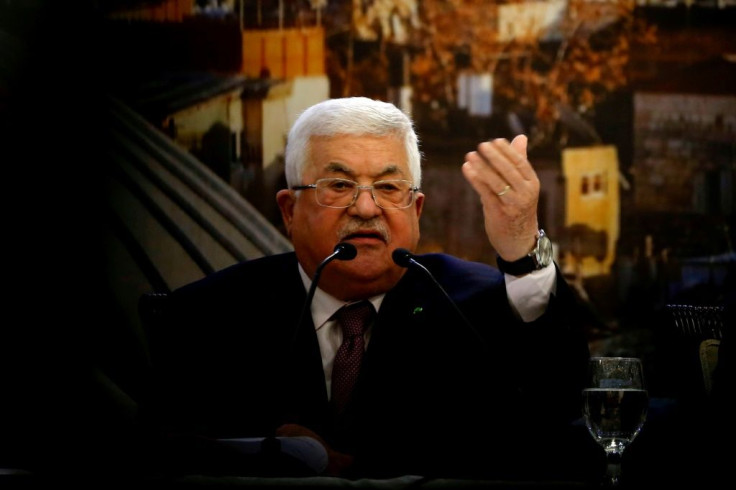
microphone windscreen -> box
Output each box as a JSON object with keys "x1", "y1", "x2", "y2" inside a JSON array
[
  {"x1": 392, "y1": 248, "x2": 413, "y2": 268},
  {"x1": 334, "y1": 242, "x2": 358, "y2": 261}
]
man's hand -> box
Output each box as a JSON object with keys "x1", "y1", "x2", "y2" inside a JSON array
[
  {"x1": 275, "y1": 423, "x2": 355, "y2": 477},
  {"x1": 461, "y1": 135, "x2": 540, "y2": 261}
]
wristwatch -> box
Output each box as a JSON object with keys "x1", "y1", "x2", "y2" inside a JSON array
[{"x1": 496, "y1": 229, "x2": 553, "y2": 276}]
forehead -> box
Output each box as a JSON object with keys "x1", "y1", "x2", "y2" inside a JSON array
[{"x1": 306, "y1": 134, "x2": 409, "y2": 178}]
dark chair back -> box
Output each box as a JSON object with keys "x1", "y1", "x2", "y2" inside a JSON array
[
  {"x1": 665, "y1": 304, "x2": 725, "y2": 340},
  {"x1": 664, "y1": 304, "x2": 725, "y2": 396},
  {"x1": 138, "y1": 292, "x2": 170, "y2": 334}
]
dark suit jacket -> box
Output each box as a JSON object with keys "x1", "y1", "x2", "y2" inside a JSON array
[{"x1": 144, "y1": 252, "x2": 593, "y2": 479}]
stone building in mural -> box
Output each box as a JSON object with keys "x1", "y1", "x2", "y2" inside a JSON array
[
  {"x1": 561, "y1": 146, "x2": 621, "y2": 278},
  {"x1": 632, "y1": 93, "x2": 735, "y2": 217}
]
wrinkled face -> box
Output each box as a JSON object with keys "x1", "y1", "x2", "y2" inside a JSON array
[{"x1": 276, "y1": 134, "x2": 425, "y2": 301}]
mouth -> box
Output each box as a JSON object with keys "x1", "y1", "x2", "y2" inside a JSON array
[{"x1": 341, "y1": 230, "x2": 387, "y2": 244}]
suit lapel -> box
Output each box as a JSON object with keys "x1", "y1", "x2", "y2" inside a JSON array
[{"x1": 278, "y1": 262, "x2": 331, "y2": 430}]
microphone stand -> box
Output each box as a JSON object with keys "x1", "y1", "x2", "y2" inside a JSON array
[
  {"x1": 290, "y1": 242, "x2": 357, "y2": 351},
  {"x1": 392, "y1": 248, "x2": 488, "y2": 352},
  {"x1": 280, "y1": 242, "x2": 357, "y2": 426}
]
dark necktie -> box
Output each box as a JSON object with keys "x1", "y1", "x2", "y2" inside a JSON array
[{"x1": 331, "y1": 300, "x2": 375, "y2": 413}]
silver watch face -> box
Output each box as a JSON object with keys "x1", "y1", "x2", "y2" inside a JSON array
[{"x1": 535, "y1": 232, "x2": 553, "y2": 267}]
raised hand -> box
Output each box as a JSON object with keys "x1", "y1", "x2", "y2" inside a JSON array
[{"x1": 461, "y1": 135, "x2": 540, "y2": 262}]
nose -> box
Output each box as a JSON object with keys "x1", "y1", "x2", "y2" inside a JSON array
[{"x1": 348, "y1": 187, "x2": 382, "y2": 218}]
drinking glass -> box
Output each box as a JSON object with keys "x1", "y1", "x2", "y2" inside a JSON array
[{"x1": 582, "y1": 357, "x2": 648, "y2": 488}]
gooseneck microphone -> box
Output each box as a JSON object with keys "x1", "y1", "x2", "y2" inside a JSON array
[
  {"x1": 392, "y1": 248, "x2": 487, "y2": 350},
  {"x1": 291, "y1": 242, "x2": 358, "y2": 348},
  {"x1": 281, "y1": 242, "x2": 357, "y2": 425}
]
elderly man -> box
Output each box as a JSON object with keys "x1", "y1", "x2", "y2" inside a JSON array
[{"x1": 146, "y1": 97, "x2": 592, "y2": 480}]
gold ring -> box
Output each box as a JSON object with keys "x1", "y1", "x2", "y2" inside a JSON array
[{"x1": 496, "y1": 184, "x2": 511, "y2": 196}]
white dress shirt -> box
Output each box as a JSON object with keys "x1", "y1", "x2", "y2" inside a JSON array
[{"x1": 298, "y1": 262, "x2": 556, "y2": 397}]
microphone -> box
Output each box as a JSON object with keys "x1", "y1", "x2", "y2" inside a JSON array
[
  {"x1": 281, "y1": 243, "x2": 356, "y2": 425},
  {"x1": 291, "y1": 242, "x2": 357, "y2": 347},
  {"x1": 392, "y1": 248, "x2": 487, "y2": 350},
  {"x1": 391, "y1": 248, "x2": 416, "y2": 269}
]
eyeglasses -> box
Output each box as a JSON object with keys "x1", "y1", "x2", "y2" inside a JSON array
[{"x1": 291, "y1": 178, "x2": 420, "y2": 209}]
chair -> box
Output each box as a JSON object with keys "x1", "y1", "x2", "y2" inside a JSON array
[
  {"x1": 666, "y1": 304, "x2": 725, "y2": 340},
  {"x1": 138, "y1": 292, "x2": 170, "y2": 330},
  {"x1": 699, "y1": 339, "x2": 721, "y2": 395},
  {"x1": 654, "y1": 304, "x2": 730, "y2": 490},
  {"x1": 138, "y1": 292, "x2": 172, "y2": 369},
  {"x1": 665, "y1": 304, "x2": 725, "y2": 396}
]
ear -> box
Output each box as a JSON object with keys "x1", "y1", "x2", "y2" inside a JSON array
[
  {"x1": 413, "y1": 192, "x2": 425, "y2": 219},
  {"x1": 276, "y1": 189, "x2": 296, "y2": 237}
]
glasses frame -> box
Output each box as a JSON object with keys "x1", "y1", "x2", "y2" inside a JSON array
[{"x1": 291, "y1": 177, "x2": 420, "y2": 210}]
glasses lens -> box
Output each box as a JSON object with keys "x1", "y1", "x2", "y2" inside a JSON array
[
  {"x1": 314, "y1": 178, "x2": 415, "y2": 209},
  {"x1": 316, "y1": 179, "x2": 357, "y2": 208},
  {"x1": 373, "y1": 180, "x2": 414, "y2": 208}
]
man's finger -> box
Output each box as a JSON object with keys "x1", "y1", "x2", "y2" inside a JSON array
[{"x1": 510, "y1": 134, "x2": 527, "y2": 160}]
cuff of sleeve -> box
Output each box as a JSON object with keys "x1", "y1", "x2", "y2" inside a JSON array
[{"x1": 504, "y1": 262, "x2": 557, "y2": 322}]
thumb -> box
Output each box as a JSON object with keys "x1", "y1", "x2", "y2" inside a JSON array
[{"x1": 510, "y1": 134, "x2": 528, "y2": 159}]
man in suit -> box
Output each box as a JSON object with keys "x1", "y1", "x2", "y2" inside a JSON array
[{"x1": 146, "y1": 97, "x2": 593, "y2": 480}]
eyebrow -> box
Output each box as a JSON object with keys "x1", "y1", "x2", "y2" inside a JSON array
[{"x1": 323, "y1": 162, "x2": 406, "y2": 180}]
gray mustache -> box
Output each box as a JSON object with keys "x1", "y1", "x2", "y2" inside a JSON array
[{"x1": 338, "y1": 219, "x2": 390, "y2": 242}]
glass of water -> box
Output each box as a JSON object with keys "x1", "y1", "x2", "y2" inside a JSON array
[{"x1": 582, "y1": 357, "x2": 648, "y2": 488}]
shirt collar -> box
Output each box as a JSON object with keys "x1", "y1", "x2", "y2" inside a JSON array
[{"x1": 298, "y1": 263, "x2": 384, "y2": 331}]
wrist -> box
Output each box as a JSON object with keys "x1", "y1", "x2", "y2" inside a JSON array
[{"x1": 496, "y1": 229, "x2": 553, "y2": 276}]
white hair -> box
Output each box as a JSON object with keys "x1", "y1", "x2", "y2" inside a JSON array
[{"x1": 284, "y1": 97, "x2": 422, "y2": 188}]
